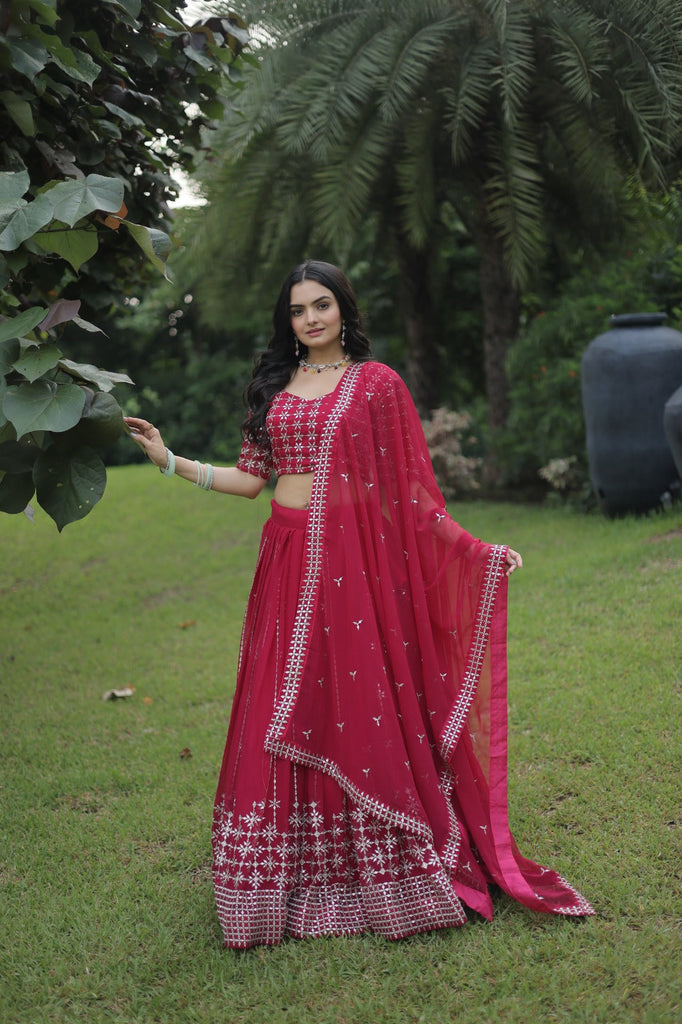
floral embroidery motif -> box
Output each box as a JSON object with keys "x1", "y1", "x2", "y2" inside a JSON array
[{"x1": 212, "y1": 796, "x2": 469, "y2": 946}]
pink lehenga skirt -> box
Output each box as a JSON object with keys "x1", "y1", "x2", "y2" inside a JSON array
[
  {"x1": 212, "y1": 502, "x2": 474, "y2": 947},
  {"x1": 212, "y1": 501, "x2": 592, "y2": 949}
]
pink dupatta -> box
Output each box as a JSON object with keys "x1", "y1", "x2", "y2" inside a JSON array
[{"x1": 262, "y1": 361, "x2": 593, "y2": 920}]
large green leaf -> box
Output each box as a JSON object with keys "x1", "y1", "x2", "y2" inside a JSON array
[
  {"x1": 0, "y1": 171, "x2": 29, "y2": 225},
  {"x1": 0, "y1": 92, "x2": 35, "y2": 136},
  {"x1": 0, "y1": 438, "x2": 41, "y2": 472},
  {"x1": 58, "y1": 359, "x2": 133, "y2": 392},
  {"x1": 12, "y1": 343, "x2": 62, "y2": 382},
  {"x1": 28, "y1": 1, "x2": 58, "y2": 28},
  {"x1": 102, "y1": 0, "x2": 142, "y2": 22},
  {"x1": 0, "y1": 308, "x2": 47, "y2": 343},
  {"x1": 34, "y1": 445, "x2": 106, "y2": 530},
  {"x1": 9, "y1": 37, "x2": 49, "y2": 79},
  {"x1": 3, "y1": 380, "x2": 86, "y2": 438},
  {"x1": 1, "y1": 176, "x2": 124, "y2": 252},
  {"x1": 0, "y1": 339, "x2": 21, "y2": 378},
  {"x1": 124, "y1": 222, "x2": 173, "y2": 277},
  {"x1": 0, "y1": 192, "x2": 54, "y2": 251},
  {"x1": 47, "y1": 175, "x2": 125, "y2": 227},
  {"x1": 102, "y1": 101, "x2": 146, "y2": 129},
  {"x1": 38, "y1": 29, "x2": 102, "y2": 86},
  {"x1": 0, "y1": 470, "x2": 35, "y2": 514},
  {"x1": 58, "y1": 390, "x2": 125, "y2": 449},
  {"x1": 33, "y1": 223, "x2": 99, "y2": 272}
]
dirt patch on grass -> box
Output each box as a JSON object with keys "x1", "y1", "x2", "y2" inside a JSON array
[
  {"x1": 647, "y1": 527, "x2": 682, "y2": 542},
  {"x1": 143, "y1": 586, "x2": 189, "y2": 608},
  {"x1": 638, "y1": 557, "x2": 682, "y2": 573},
  {"x1": 54, "y1": 791, "x2": 106, "y2": 814}
]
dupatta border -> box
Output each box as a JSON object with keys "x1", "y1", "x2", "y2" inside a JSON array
[
  {"x1": 439, "y1": 543, "x2": 508, "y2": 761},
  {"x1": 264, "y1": 362, "x2": 364, "y2": 749}
]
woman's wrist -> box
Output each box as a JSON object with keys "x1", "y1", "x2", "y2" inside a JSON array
[{"x1": 159, "y1": 448, "x2": 175, "y2": 476}]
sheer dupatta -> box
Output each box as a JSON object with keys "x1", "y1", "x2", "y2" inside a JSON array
[{"x1": 263, "y1": 362, "x2": 593, "y2": 920}]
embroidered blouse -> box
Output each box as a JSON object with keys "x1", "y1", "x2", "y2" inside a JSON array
[{"x1": 237, "y1": 386, "x2": 341, "y2": 480}]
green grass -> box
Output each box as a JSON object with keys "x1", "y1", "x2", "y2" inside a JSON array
[{"x1": 1, "y1": 466, "x2": 680, "y2": 1024}]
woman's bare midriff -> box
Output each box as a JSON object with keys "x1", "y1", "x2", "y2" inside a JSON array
[{"x1": 273, "y1": 472, "x2": 315, "y2": 509}]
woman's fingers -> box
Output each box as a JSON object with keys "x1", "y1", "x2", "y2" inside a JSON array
[
  {"x1": 124, "y1": 416, "x2": 155, "y2": 435},
  {"x1": 505, "y1": 548, "x2": 523, "y2": 576}
]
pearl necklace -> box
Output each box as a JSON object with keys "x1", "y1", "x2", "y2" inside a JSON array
[{"x1": 299, "y1": 354, "x2": 351, "y2": 374}]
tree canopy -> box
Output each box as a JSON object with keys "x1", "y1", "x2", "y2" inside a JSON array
[
  {"x1": 0, "y1": 0, "x2": 248, "y2": 528},
  {"x1": 192, "y1": 0, "x2": 682, "y2": 426}
]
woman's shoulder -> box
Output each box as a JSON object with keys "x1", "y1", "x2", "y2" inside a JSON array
[{"x1": 356, "y1": 360, "x2": 405, "y2": 390}]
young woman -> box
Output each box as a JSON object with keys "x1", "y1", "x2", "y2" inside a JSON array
[{"x1": 126, "y1": 260, "x2": 593, "y2": 948}]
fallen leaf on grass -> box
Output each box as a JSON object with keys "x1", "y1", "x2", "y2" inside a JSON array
[
  {"x1": 179, "y1": 747, "x2": 192, "y2": 759},
  {"x1": 102, "y1": 687, "x2": 135, "y2": 701},
  {"x1": 143, "y1": 696, "x2": 153, "y2": 705},
  {"x1": 178, "y1": 620, "x2": 197, "y2": 629}
]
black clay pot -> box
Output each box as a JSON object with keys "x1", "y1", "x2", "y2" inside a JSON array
[
  {"x1": 581, "y1": 312, "x2": 682, "y2": 516},
  {"x1": 664, "y1": 384, "x2": 682, "y2": 482}
]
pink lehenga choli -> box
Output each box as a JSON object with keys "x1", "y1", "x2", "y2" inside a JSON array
[{"x1": 211, "y1": 361, "x2": 593, "y2": 948}]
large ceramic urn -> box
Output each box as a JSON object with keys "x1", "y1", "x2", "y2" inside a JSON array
[
  {"x1": 664, "y1": 385, "x2": 682, "y2": 483},
  {"x1": 581, "y1": 312, "x2": 682, "y2": 516}
]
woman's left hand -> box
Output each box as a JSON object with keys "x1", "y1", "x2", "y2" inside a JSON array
[{"x1": 505, "y1": 548, "x2": 523, "y2": 576}]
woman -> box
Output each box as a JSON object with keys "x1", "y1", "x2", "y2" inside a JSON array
[{"x1": 126, "y1": 260, "x2": 593, "y2": 948}]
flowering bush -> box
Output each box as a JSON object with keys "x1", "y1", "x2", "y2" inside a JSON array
[
  {"x1": 422, "y1": 407, "x2": 481, "y2": 499},
  {"x1": 538, "y1": 456, "x2": 580, "y2": 492}
]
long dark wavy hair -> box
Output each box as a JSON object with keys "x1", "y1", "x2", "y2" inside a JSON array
[{"x1": 242, "y1": 260, "x2": 373, "y2": 445}]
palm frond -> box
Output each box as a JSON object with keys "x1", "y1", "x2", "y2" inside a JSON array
[
  {"x1": 442, "y1": 39, "x2": 498, "y2": 165},
  {"x1": 483, "y1": 0, "x2": 536, "y2": 129},
  {"x1": 483, "y1": 118, "x2": 545, "y2": 287},
  {"x1": 377, "y1": 9, "x2": 459, "y2": 125},
  {"x1": 394, "y1": 106, "x2": 440, "y2": 248},
  {"x1": 311, "y1": 117, "x2": 395, "y2": 248},
  {"x1": 542, "y1": 3, "x2": 608, "y2": 107}
]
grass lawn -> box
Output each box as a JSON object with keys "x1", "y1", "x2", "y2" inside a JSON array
[{"x1": 1, "y1": 465, "x2": 680, "y2": 1024}]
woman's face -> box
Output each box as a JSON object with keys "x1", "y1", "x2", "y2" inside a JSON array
[{"x1": 289, "y1": 279, "x2": 343, "y2": 356}]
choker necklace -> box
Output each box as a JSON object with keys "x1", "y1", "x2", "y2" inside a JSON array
[{"x1": 299, "y1": 354, "x2": 351, "y2": 374}]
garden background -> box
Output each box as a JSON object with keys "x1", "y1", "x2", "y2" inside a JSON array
[{"x1": 1, "y1": 1, "x2": 681, "y2": 1020}]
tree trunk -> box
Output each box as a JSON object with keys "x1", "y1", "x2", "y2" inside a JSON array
[
  {"x1": 394, "y1": 236, "x2": 441, "y2": 415},
  {"x1": 477, "y1": 226, "x2": 521, "y2": 432}
]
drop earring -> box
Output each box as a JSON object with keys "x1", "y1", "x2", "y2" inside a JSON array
[
  {"x1": 294, "y1": 335, "x2": 300, "y2": 359},
  {"x1": 341, "y1": 322, "x2": 346, "y2": 349}
]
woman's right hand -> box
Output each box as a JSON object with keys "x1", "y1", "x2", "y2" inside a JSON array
[{"x1": 124, "y1": 416, "x2": 168, "y2": 468}]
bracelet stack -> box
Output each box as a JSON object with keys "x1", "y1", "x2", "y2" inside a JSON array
[
  {"x1": 158, "y1": 449, "x2": 213, "y2": 490},
  {"x1": 194, "y1": 460, "x2": 214, "y2": 491},
  {"x1": 160, "y1": 448, "x2": 175, "y2": 477}
]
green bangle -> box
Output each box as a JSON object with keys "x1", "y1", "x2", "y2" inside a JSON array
[{"x1": 160, "y1": 448, "x2": 175, "y2": 477}]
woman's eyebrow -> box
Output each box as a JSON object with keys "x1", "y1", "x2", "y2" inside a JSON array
[{"x1": 289, "y1": 293, "x2": 331, "y2": 308}]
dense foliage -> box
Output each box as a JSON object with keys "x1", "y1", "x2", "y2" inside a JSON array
[
  {"x1": 191, "y1": 0, "x2": 682, "y2": 431},
  {"x1": 502, "y1": 198, "x2": 682, "y2": 500},
  {"x1": 0, "y1": 0, "x2": 247, "y2": 528}
]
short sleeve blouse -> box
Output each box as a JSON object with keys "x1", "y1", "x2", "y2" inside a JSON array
[{"x1": 236, "y1": 377, "x2": 348, "y2": 480}]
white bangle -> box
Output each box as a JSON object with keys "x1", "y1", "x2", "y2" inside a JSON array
[
  {"x1": 193, "y1": 460, "x2": 214, "y2": 491},
  {"x1": 160, "y1": 448, "x2": 175, "y2": 477}
]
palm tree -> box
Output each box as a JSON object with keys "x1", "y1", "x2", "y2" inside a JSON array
[{"x1": 195, "y1": 0, "x2": 682, "y2": 425}]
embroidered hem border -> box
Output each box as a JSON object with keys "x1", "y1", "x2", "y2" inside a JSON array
[{"x1": 214, "y1": 871, "x2": 468, "y2": 948}]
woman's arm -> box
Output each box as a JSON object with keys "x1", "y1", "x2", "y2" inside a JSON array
[{"x1": 124, "y1": 416, "x2": 268, "y2": 499}]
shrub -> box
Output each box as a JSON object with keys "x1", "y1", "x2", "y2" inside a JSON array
[
  {"x1": 421, "y1": 407, "x2": 481, "y2": 499},
  {"x1": 500, "y1": 249, "x2": 664, "y2": 497}
]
